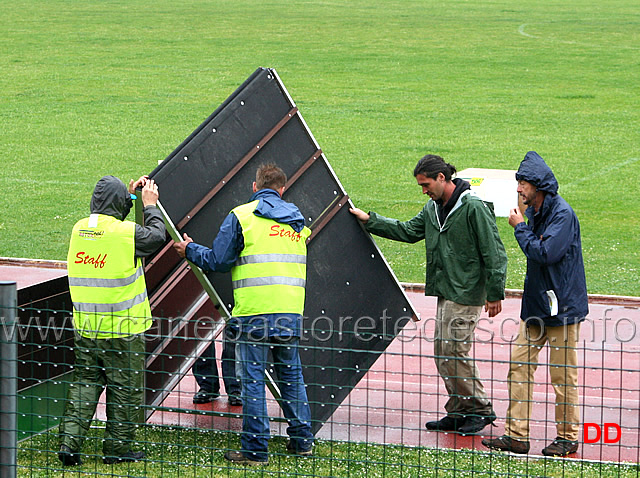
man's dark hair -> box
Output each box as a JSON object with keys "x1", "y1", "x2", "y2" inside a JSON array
[
  {"x1": 413, "y1": 154, "x2": 457, "y2": 181},
  {"x1": 256, "y1": 163, "x2": 287, "y2": 191}
]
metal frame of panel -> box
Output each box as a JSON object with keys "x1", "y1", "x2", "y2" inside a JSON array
[{"x1": 146, "y1": 67, "x2": 418, "y2": 433}]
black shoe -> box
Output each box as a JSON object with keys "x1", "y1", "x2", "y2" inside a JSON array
[
  {"x1": 224, "y1": 450, "x2": 268, "y2": 465},
  {"x1": 103, "y1": 450, "x2": 146, "y2": 465},
  {"x1": 482, "y1": 435, "x2": 530, "y2": 454},
  {"x1": 425, "y1": 415, "x2": 462, "y2": 431},
  {"x1": 542, "y1": 437, "x2": 579, "y2": 456},
  {"x1": 286, "y1": 440, "x2": 313, "y2": 456},
  {"x1": 58, "y1": 445, "x2": 82, "y2": 466},
  {"x1": 193, "y1": 389, "x2": 220, "y2": 404},
  {"x1": 228, "y1": 395, "x2": 242, "y2": 407},
  {"x1": 458, "y1": 412, "x2": 497, "y2": 435}
]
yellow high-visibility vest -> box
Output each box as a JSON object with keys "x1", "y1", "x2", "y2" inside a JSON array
[
  {"x1": 231, "y1": 200, "x2": 310, "y2": 317},
  {"x1": 67, "y1": 214, "x2": 152, "y2": 338}
]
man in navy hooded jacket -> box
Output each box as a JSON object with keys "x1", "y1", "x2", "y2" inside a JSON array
[
  {"x1": 483, "y1": 151, "x2": 588, "y2": 457},
  {"x1": 173, "y1": 163, "x2": 314, "y2": 465}
]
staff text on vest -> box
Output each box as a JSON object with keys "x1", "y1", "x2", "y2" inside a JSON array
[
  {"x1": 269, "y1": 224, "x2": 303, "y2": 242},
  {"x1": 74, "y1": 252, "x2": 108, "y2": 268}
]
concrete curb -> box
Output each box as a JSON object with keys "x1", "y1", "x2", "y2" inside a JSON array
[
  {"x1": 0, "y1": 257, "x2": 67, "y2": 269},
  {"x1": 400, "y1": 282, "x2": 640, "y2": 307}
]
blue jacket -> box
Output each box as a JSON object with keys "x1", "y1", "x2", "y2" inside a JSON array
[
  {"x1": 186, "y1": 188, "x2": 306, "y2": 337},
  {"x1": 514, "y1": 151, "x2": 588, "y2": 326}
]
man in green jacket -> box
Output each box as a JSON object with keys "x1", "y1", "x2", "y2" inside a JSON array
[{"x1": 350, "y1": 154, "x2": 507, "y2": 435}]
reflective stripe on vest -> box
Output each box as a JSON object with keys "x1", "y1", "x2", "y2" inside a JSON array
[
  {"x1": 233, "y1": 276, "x2": 306, "y2": 289},
  {"x1": 235, "y1": 253, "x2": 307, "y2": 266},
  {"x1": 68, "y1": 265, "x2": 145, "y2": 288},
  {"x1": 72, "y1": 290, "x2": 149, "y2": 313},
  {"x1": 231, "y1": 200, "x2": 310, "y2": 317},
  {"x1": 67, "y1": 214, "x2": 152, "y2": 338}
]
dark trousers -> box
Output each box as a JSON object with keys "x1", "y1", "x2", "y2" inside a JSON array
[
  {"x1": 192, "y1": 325, "x2": 241, "y2": 396},
  {"x1": 59, "y1": 333, "x2": 145, "y2": 457}
]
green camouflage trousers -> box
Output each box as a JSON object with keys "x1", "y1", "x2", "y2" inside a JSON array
[{"x1": 59, "y1": 332, "x2": 145, "y2": 457}]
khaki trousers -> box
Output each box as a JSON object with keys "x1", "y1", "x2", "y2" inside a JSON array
[
  {"x1": 434, "y1": 298, "x2": 493, "y2": 417},
  {"x1": 505, "y1": 320, "x2": 580, "y2": 441}
]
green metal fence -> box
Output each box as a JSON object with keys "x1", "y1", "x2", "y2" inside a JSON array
[{"x1": 2, "y1": 281, "x2": 640, "y2": 478}]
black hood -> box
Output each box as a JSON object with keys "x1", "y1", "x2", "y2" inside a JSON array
[
  {"x1": 438, "y1": 178, "x2": 471, "y2": 219},
  {"x1": 90, "y1": 175, "x2": 132, "y2": 220},
  {"x1": 515, "y1": 151, "x2": 559, "y2": 195}
]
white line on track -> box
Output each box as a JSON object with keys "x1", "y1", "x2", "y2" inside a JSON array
[
  {"x1": 2, "y1": 177, "x2": 86, "y2": 186},
  {"x1": 518, "y1": 23, "x2": 639, "y2": 50},
  {"x1": 562, "y1": 157, "x2": 640, "y2": 191},
  {"x1": 518, "y1": 23, "x2": 536, "y2": 38}
]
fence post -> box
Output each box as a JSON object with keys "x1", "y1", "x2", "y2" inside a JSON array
[{"x1": 0, "y1": 281, "x2": 17, "y2": 478}]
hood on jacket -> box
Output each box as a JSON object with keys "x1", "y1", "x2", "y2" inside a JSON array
[
  {"x1": 250, "y1": 188, "x2": 305, "y2": 233},
  {"x1": 515, "y1": 151, "x2": 559, "y2": 195},
  {"x1": 90, "y1": 175, "x2": 133, "y2": 221}
]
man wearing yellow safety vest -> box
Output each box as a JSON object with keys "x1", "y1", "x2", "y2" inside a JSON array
[
  {"x1": 173, "y1": 163, "x2": 314, "y2": 465},
  {"x1": 60, "y1": 175, "x2": 166, "y2": 466}
]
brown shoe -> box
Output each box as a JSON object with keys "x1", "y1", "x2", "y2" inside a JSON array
[
  {"x1": 286, "y1": 440, "x2": 313, "y2": 456},
  {"x1": 224, "y1": 450, "x2": 268, "y2": 465},
  {"x1": 542, "y1": 437, "x2": 579, "y2": 456},
  {"x1": 482, "y1": 435, "x2": 530, "y2": 454}
]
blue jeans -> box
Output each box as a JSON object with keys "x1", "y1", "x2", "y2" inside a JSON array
[{"x1": 237, "y1": 334, "x2": 313, "y2": 461}]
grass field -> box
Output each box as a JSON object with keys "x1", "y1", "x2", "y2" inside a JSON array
[
  {"x1": 1, "y1": 0, "x2": 638, "y2": 295},
  {"x1": 18, "y1": 425, "x2": 640, "y2": 478}
]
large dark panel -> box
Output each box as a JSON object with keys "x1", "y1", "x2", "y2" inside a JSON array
[{"x1": 147, "y1": 68, "x2": 418, "y2": 433}]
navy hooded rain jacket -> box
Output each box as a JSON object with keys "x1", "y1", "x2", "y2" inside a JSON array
[{"x1": 514, "y1": 151, "x2": 588, "y2": 327}]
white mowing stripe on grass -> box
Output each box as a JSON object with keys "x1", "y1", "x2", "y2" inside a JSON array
[
  {"x1": 562, "y1": 157, "x2": 640, "y2": 191},
  {"x1": 2, "y1": 177, "x2": 86, "y2": 186},
  {"x1": 518, "y1": 23, "x2": 640, "y2": 50}
]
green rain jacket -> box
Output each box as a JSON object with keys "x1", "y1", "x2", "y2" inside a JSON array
[{"x1": 366, "y1": 190, "x2": 507, "y2": 306}]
